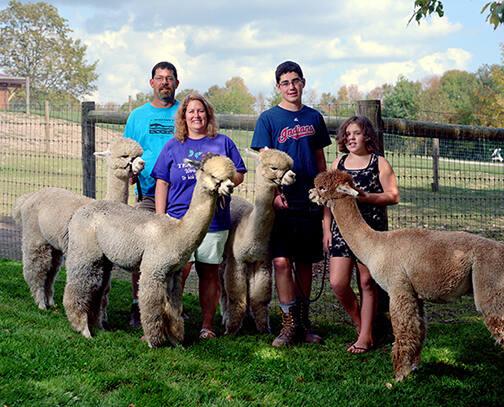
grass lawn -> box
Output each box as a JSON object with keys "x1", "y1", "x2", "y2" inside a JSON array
[{"x1": 1, "y1": 259, "x2": 504, "y2": 406}]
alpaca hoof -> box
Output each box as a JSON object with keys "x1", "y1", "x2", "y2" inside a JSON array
[
  {"x1": 81, "y1": 326, "x2": 93, "y2": 338},
  {"x1": 37, "y1": 302, "x2": 49, "y2": 310}
]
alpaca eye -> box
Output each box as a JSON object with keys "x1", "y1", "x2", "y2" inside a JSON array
[{"x1": 270, "y1": 166, "x2": 278, "y2": 171}]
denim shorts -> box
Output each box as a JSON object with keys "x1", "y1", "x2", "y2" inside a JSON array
[{"x1": 188, "y1": 230, "x2": 230, "y2": 264}]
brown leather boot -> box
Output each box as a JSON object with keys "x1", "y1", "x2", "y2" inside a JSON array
[
  {"x1": 299, "y1": 300, "x2": 323, "y2": 344},
  {"x1": 272, "y1": 307, "x2": 299, "y2": 347}
]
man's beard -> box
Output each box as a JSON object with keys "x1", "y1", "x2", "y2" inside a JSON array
[{"x1": 159, "y1": 88, "x2": 175, "y2": 104}]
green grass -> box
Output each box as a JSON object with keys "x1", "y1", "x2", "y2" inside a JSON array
[{"x1": 2, "y1": 259, "x2": 504, "y2": 406}]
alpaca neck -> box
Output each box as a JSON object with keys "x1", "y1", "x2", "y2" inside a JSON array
[
  {"x1": 105, "y1": 172, "x2": 129, "y2": 203},
  {"x1": 177, "y1": 182, "x2": 217, "y2": 250},
  {"x1": 244, "y1": 182, "x2": 277, "y2": 241},
  {"x1": 332, "y1": 196, "x2": 380, "y2": 265}
]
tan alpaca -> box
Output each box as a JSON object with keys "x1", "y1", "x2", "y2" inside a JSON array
[
  {"x1": 63, "y1": 154, "x2": 237, "y2": 348},
  {"x1": 220, "y1": 148, "x2": 295, "y2": 334},
  {"x1": 12, "y1": 138, "x2": 144, "y2": 309},
  {"x1": 310, "y1": 169, "x2": 504, "y2": 381}
]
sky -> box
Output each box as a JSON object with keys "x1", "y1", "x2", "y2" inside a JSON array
[{"x1": 1, "y1": 0, "x2": 502, "y2": 104}]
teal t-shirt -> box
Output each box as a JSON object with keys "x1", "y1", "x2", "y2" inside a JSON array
[{"x1": 124, "y1": 101, "x2": 180, "y2": 196}]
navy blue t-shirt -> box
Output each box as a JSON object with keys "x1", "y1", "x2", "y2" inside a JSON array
[{"x1": 251, "y1": 105, "x2": 331, "y2": 208}]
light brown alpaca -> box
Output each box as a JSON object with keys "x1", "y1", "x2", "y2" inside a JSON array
[
  {"x1": 310, "y1": 169, "x2": 504, "y2": 381},
  {"x1": 63, "y1": 154, "x2": 237, "y2": 348},
  {"x1": 220, "y1": 148, "x2": 295, "y2": 334},
  {"x1": 11, "y1": 138, "x2": 144, "y2": 309}
]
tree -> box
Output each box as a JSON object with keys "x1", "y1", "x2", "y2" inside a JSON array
[
  {"x1": 410, "y1": 1, "x2": 503, "y2": 29},
  {"x1": 438, "y1": 70, "x2": 479, "y2": 124},
  {"x1": 266, "y1": 86, "x2": 282, "y2": 108},
  {"x1": 382, "y1": 76, "x2": 422, "y2": 119},
  {"x1": 319, "y1": 92, "x2": 338, "y2": 115},
  {"x1": 473, "y1": 45, "x2": 504, "y2": 127},
  {"x1": 366, "y1": 84, "x2": 393, "y2": 101},
  {"x1": 175, "y1": 88, "x2": 199, "y2": 102},
  {"x1": 204, "y1": 77, "x2": 255, "y2": 114},
  {"x1": 119, "y1": 91, "x2": 151, "y2": 112},
  {"x1": 0, "y1": 0, "x2": 98, "y2": 102}
]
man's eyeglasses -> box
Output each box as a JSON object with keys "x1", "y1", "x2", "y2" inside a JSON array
[
  {"x1": 278, "y1": 78, "x2": 304, "y2": 88},
  {"x1": 153, "y1": 76, "x2": 176, "y2": 83}
]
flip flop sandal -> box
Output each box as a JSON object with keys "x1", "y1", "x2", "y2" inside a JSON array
[
  {"x1": 347, "y1": 343, "x2": 373, "y2": 354},
  {"x1": 199, "y1": 328, "x2": 217, "y2": 340}
]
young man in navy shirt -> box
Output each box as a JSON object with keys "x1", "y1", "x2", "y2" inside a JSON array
[{"x1": 251, "y1": 61, "x2": 331, "y2": 347}]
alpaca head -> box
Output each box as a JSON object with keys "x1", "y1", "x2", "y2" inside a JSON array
[
  {"x1": 246, "y1": 148, "x2": 296, "y2": 187},
  {"x1": 310, "y1": 170, "x2": 358, "y2": 207},
  {"x1": 186, "y1": 154, "x2": 237, "y2": 197},
  {"x1": 95, "y1": 138, "x2": 145, "y2": 180}
]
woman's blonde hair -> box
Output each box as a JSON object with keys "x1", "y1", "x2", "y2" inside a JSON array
[{"x1": 175, "y1": 93, "x2": 218, "y2": 142}]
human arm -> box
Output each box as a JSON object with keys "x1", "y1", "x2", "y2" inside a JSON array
[
  {"x1": 322, "y1": 207, "x2": 332, "y2": 253},
  {"x1": 154, "y1": 179, "x2": 169, "y2": 214},
  {"x1": 356, "y1": 157, "x2": 400, "y2": 206},
  {"x1": 314, "y1": 148, "x2": 327, "y2": 174},
  {"x1": 233, "y1": 172, "x2": 245, "y2": 187}
]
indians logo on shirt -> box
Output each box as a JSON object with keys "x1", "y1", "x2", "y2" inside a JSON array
[{"x1": 278, "y1": 124, "x2": 316, "y2": 143}]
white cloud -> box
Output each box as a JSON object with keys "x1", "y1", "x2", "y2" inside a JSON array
[
  {"x1": 418, "y1": 48, "x2": 472, "y2": 75},
  {"x1": 59, "y1": 0, "x2": 495, "y2": 104}
]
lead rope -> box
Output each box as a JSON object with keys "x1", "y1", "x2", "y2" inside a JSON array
[
  {"x1": 136, "y1": 178, "x2": 143, "y2": 202},
  {"x1": 293, "y1": 250, "x2": 329, "y2": 304}
]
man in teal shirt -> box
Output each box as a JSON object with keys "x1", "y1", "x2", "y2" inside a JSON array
[{"x1": 124, "y1": 61, "x2": 180, "y2": 327}]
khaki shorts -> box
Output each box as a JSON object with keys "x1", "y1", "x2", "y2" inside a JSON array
[{"x1": 189, "y1": 230, "x2": 229, "y2": 264}]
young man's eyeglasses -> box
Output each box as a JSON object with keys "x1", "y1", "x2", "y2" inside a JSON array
[{"x1": 278, "y1": 78, "x2": 304, "y2": 88}]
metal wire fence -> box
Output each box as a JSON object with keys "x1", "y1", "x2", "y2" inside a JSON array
[{"x1": 1, "y1": 101, "x2": 503, "y2": 325}]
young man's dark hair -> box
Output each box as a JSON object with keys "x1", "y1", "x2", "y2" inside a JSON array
[
  {"x1": 151, "y1": 61, "x2": 178, "y2": 80},
  {"x1": 275, "y1": 61, "x2": 304, "y2": 84}
]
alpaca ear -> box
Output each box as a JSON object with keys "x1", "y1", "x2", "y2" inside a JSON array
[
  {"x1": 184, "y1": 158, "x2": 202, "y2": 170},
  {"x1": 243, "y1": 148, "x2": 260, "y2": 161},
  {"x1": 94, "y1": 150, "x2": 111, "y2": 158},
  {"x1": 336, "y1": 184, "x2": 359, "y2": 197}
]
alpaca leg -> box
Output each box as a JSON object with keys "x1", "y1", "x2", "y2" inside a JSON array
[
  {"x1": 224, "y1": 259, "x2": 248, "y2": 335},
  {"x1": 389, "y1": 289, "x2": 426, "y2": 381},
  {"x1": 219, "y1": 262, "x2": 229, "y2": 328},
  {"x1": 249, "y1": 262, "x2": 272, "y2": 333},
  {"x1": 473, "y1": 261, "x2": 504, "y2": 345},
  {"x1": 43, "y1": 248, "x2": 63, "y2": 308},
  {"x1": 22, "y1": 239, "x2": 61, "y2": 310},
  {"x1": 63, "y1": 255, "x2": 108, "y2": 338},
  {"x1": 97, "y1": 264, "x2": 112, "y2": 330},
  {"x1": 139, "y1": 269, "x2": 183, "y2": 347},
  {"x1": 167, "y1": 268, "x2": 184, "y2": 343}
]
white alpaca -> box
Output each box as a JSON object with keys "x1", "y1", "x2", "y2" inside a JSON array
[
  {"x1": 310, "y1": 169, "x2": 504, "y2": 381},
  {"x1": 220, "y1": 148, "x2": 295, "y2": 334},
  {"x1": 12, "y1": 138, "x2": 144, "y2": 309},
  {"x1": 63, "y1": 154, "x2": 237, "y2": 348}
]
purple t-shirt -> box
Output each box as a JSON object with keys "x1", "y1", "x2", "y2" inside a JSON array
[{"x1": 151, "y1": 133, "x2": 247, "y2": 232}]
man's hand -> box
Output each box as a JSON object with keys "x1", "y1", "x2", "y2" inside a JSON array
[
  {"x1": 129, "y1": 174, "x2": 138, "y2": 185},
  {"x1": 273, "y1": 193, "x2": 288, "y2": 210}
]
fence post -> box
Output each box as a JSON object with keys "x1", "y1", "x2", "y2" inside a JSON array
[
  {"x1": 431, "y1": 138, "x2": 440, "y2": 192},
  {"x1": 44, "y1": 100, "x2": 50, "y2": 154},
  {"x1": 25, "y1": 77, "x2": 30, "y2": 115},
  {"x1": 81, "y1": 101, "x2": 96, "y2": 198},
  {"x1": 356, "y1": 99, "x2": 392, "y2": 343},
  {"x1": 357, "y1": 99, "x2": 384, "y2": 154}
]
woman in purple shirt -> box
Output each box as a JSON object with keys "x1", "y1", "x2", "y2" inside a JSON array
[{"x1": 152, "y1": 94, "x2": 246, "y2": 340}]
